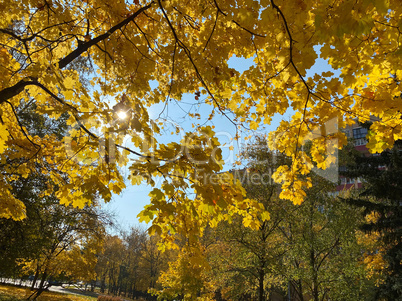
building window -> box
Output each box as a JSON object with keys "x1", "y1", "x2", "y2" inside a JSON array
[
  {"x1": 353, "y1": 127, "x2": 368, "y2": 139},
  {"x1": 354, "y1": 138, "x2": 368, "y2": 146},
  {"x1": 339, "y1": 166, "x2": 347, "y2": 172},
  {"x1": 340, "y1": 177, "x2": 355, "y2": 184},
  {"x1": 342, "y1": 129, "x2": 350, "y2": 137}
]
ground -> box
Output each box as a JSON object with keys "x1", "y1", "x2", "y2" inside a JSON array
[{"x1": 0, "y1": 284, "x2": 97, "y2": 301}]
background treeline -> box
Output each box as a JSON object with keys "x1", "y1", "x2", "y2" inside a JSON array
[
  {"x1": 0, "y1": 213, "x2": 171, "y2": 301},
  {"x1": 152, "y1": 137, "x2": 399, "y2": 301},
  {"x1": 0, "y1": 110, "x2": 399, "y2": 301},
  {"x1": 94, "y1": 228, "x2": 170, "y2": 300}
]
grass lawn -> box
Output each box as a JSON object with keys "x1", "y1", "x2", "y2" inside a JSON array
[{"x1": 0, "y1": 284, "x2": 97, "y2": 301}]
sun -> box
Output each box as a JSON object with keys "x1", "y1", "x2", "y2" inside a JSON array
[{"x1": 116, "y1": 110, "x2": 128, "y2": 120}]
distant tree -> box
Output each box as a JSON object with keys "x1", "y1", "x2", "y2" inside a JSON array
[
  {"x1": 0, "y1": 103, "x2": 69, "y2": 277},
  {"x1": 94, "y1": 228, "x2": 169, "y2": 300},
  {"x1": 204, "y1": 141, "x2": 289, "y2": 301},
  {"x1": 285, "y1": 178, "x2": 376, "y2": 301},
  {"x1": 140, "y1": 234, "x2": 168, "y2": 290},
  {"x1": 0, "y1": 104, "x2": 108, "y2": 300},
  {"x1": 204, "y1": 138, "x2": 377, "y2": 301},
  {"x1": 118, "y1": 228, "x2": 147, "y2": 298},
  {"x1": 153, "y1": 243, "x2": 211, "y2": 301},
  {"x1": 341, "y1": 141, "x2": 402, "y2": 300}
]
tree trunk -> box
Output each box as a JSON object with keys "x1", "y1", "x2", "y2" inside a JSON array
[
  {"x1": 310, "y1": 249, "x2": 319, "y2": 301},
  {"x1": 100, "y1": 274, "x2": 106, "y2": 293},
  {"x1": 27, "y1": 269, "x2": 48, "y2": 300},
  {"x1": 293, "y1": 280, "x2": 304, "y2": 301},
  {"x1": 30, "y1": 268, "x2": 40, "y2": 291},
  {"x1": 33, "y1": 270, "x2": 48, "y2": 300},
  {"x1": 258, "y1": 268, "x2": 265, "y2": 301}
]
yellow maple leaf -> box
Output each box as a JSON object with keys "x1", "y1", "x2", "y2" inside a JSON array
[{"x1": 0, "y1": 123, "x2": 9, "y2": 153}]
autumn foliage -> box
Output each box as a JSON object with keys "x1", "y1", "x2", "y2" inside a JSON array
[{"x1": 0, "y1": 0, "x2": 401, "y2": 245}]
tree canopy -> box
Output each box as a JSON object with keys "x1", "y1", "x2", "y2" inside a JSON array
[
  {"x1": 1, "y1": 0, "x2": 402, "y2": 240},
  {"x1": 341, "y1": 142, "x2": 402, "y2": 299}
]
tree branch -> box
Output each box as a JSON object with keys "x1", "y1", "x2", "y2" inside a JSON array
[
  {"x1": 0, "y1": 78, "x2": 37, "y2": 105},
  {"x1": 58, "y1": 2, "x2": 154, "y2": 69},
  {"x1": 0, "y1": 3, "x2": 153, "y2": 105},
  {"x1": 157, "y1": 0, "x2": 237, "y2": 127}
]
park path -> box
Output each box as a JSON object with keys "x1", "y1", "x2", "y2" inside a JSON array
[
  {"x1": 1, "y1": 279, "x2": 132, "y2": 301},
  {"x1": 0, "y1": 279, "x2": 98, "y2": 298}
]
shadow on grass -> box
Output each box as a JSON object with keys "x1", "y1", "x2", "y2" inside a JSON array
[
  {"x1": 0, "y1": 295, "x2": 21, "y2": 301},
  {"x1": 0, "y1": 284, "x2": 97, "y2": 301}
]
